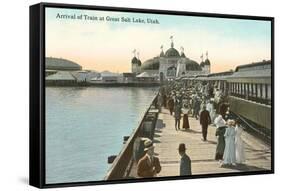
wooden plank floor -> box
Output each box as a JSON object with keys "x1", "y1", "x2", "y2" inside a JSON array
[{"x1": 153, "y1": 108, "x2": 271, "y2": 177}]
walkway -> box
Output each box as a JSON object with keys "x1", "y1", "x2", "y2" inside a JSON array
[{"x1": 153, "y1": 108, "x2": 271, "y2": 176}]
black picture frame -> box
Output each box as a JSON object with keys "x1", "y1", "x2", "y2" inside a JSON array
[{"x1": 30, "y1": 2, "x2": 274, "y2": 188}]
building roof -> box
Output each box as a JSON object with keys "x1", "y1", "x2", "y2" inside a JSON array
[
  {"x1": 45, "y1": 71, "x2": 76, "y2": 81},
  {"x1": 184, "y1": 59, "x2": 202, "y2": 71},
  {"x1": 131, "y1": 56, "x2": 138, "y2": 64},
  {"x1": 228, "y1": 69, "x2": 271, "y2": 79},
  {"x1": 136, "y1": 72, "x2": 151, "y2": 78},
  {"x1": 165, "y1": 47, "x2": 180, "y2": 57},
  {"x1": 160, "y1": 50, "x2": 165, "y2": 57},
  {"x1": 137, "y1": 59, "x2": 142, "y2": 66},
  {"x1": 123, "y1": 73, "x2": 136, "y2": 77},
  {"x1": 234, "y1": 60, "x2": 271, "y2": 72},
  {"x1": 142, "y1": 56, "x2": 202, "y2": 71},
  {"x1": 141, "y1": 57, "x2": 160, "y2": 70},
  {"x1": 46, "y1": 57, "x2": 82, "y2": 71},
  {"x1": 100, "y1": 71, "x2": 120, "y2": 77},
  {"x1": 204, "y1": 58, "x2": 211, "y2": 65},
  {"x1": 200, "y1": 59, "x2": 211, "y2": 67},
  {"x1": 208, "y1": 71, "x2": 234, "y2": 77}
]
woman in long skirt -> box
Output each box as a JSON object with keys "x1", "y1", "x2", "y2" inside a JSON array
[
  {"x1": 174, "y1": 102, "x2": 182, "y2": 131},
  {"x1": 182, "y1": 104, "x2": 190, "y2": 129},
  {"x1": 235, "y1": 123, "x2": 245, "y2": 164},
  {"x1": 214, "y1": 114, "x2": 226, "y2": 160},
  {"x1": 163, "y1": 94, "x2": 167, "y2": 108},
  {"x1": 222, "y1": 120, "x2": 236, "y2": 166}
]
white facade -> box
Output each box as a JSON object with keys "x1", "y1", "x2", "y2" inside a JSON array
[
  {"x1": 159, "y1": 57, "x2": 179, "y2": 79},
  {"x1": 133, "y1": 39, "x2": 211, "y2": 79}
]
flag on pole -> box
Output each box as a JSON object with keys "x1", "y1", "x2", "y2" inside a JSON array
[
  {"x1": 132, "y1": 49, "x2": 136, "y2": 56},
  {"x1": 170, "y1": 35, "x2": 173, "y2": 42}
]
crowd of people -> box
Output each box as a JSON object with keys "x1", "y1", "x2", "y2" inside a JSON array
[
  {"x1": 136, "y1": 80, "x2": 246, "y2": 178},
  {"x1": 214, "y1": 113, "x2": 246, "y2": 167}
]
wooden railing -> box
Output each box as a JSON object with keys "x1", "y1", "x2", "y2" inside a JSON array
[{"x1": 104, "y1": 93, "x2": 159, "y2": 180}]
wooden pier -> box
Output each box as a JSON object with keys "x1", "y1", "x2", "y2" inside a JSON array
[
  {"x1": 152, "y1": 108, "x2": 271, "y2": 177},
  {"x1": 107, "y1": 104, "x2": 271, "y2": 180}
]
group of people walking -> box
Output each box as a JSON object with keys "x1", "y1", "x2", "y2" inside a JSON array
[
  {"x1": 136, "y1": 81, "x2": 246, "y2": 179},
  {"x1": 158, "y1": 81, "x2": 216, "y2": 141}
]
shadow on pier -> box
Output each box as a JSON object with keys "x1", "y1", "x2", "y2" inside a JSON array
[
  {"x1": 155, "y1": 119, "x2": 166, "y2": 129},
  {"x1": 180, "y1": 128, "x2": 201, "y2": 134},
  {"x1": 221, "y1": 163, "x2": 269, "y2": 171}
]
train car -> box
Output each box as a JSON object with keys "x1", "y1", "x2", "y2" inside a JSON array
[
  {"x1": 178, "y1": 60, "x2": 272, "y2": 142},
  {"x1": 206, "y1": 71, "x2": 233, "y2": 95},
  {"x1": 226, "y1": 60, "x2": 272, "y2": 134}
]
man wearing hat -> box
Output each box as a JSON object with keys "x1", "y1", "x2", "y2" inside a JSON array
[
  {"x1": 199, "y1": 105, "x2": 211, "y2": 141},
  {"x1": 178, "y1": 143, "x2": 192, "y2": 176},
  {"x1": 174, "y1": 98, "x2": 182, "y2": 131},
  {"x1": 137, "y1": 139, "x2": 161, "y2": 178}
]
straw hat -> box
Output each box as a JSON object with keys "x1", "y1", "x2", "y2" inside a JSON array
[
  {"x1": 144, "y1": 139, "x2": 155, "y2": 151},
  {"x1": 227, "y1": 119, "x2": 235, "y2": 126}
]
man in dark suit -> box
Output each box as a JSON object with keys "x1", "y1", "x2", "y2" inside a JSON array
[
  {"x1": 200, "y1": 105, "x2": 211, "y2": 141},
  {"x1": 178, "y1": 143, "x2": 192, "y2": 176},
  {"x1": 137, "y1": 139, "x2": 161, "y2": 178}
]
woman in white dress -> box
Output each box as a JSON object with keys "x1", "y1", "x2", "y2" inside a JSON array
[
  {"x1": 222, "y1": 120, "x2": 236, "y2": 166},
  {"x1": 235, "y1": 123, "x2": 246, "y2": 164},
  {"x1": 206, "y1": 101, "x2": 212, "y2": 120},
  {"x1": 207, "y1": 99, "x2": 216, "y2": 123}
]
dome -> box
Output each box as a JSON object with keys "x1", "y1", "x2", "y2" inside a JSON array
[
  {"x1": 184, "y1": 59, "x2": 202, "y2": 71},
  {"x1": 204, "y1": 58, "x2": 211, "y2": 65},
  {"x1": 165, "y1": 47, "x2": 180, "y2": 57},
  {"x1": 160, "y1": 50, "x2": 165, "y2": 57},
  {"x1": 131, "y1": 56, "x2": 138, "y2": 64},
  {"x1": 200, "y1": 61, "x2": 205, "y2": 67},
  {"x1": 141, "y1": 57, "x2": 160, "y2": 70},
  {"x1": 46, "y1": 57, "x2": 82, "y2": 71},
  {"x1": 137, "y1": 59, "x2": 142, "y2": 66},
  {"x1": 180, "y1": 52, "x2": 186, "y2": 58}
]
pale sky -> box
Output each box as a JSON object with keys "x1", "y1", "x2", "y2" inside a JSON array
[{"x1": 45, "y1": 7, "x2": 271, "y2": 73}]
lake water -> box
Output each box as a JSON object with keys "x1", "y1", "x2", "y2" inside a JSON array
[{"x1": 45, "y1": 87, "x2": 158, "y2": 184}]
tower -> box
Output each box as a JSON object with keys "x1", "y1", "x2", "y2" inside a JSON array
[
  {"x1": 160, "y1": 45, "x2": 164, "y2": 57},
  {"x1": 200, "y1": 51, "x2": 211, "y2": 74},
  {"x1": 204, "y1": 51, "x2": 211, "y2": 74},
  {"x1": 136, "y1": 52, "x2": 142, "y2": 74},
  {"x1": 131, "y1": 49, "x2": 139, "y2": 74}
]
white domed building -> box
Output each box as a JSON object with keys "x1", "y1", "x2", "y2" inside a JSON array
[
  {"x1": 46, "y1": 57, "x2": 82, "y2": 71},
  {"x1": 131, "y1": 38, "x2": 211, "y2": 80}
]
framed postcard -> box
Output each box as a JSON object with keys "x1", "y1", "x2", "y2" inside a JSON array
[{"x1": 29, "y1": 2, "x2": 274, "y2": 188}]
